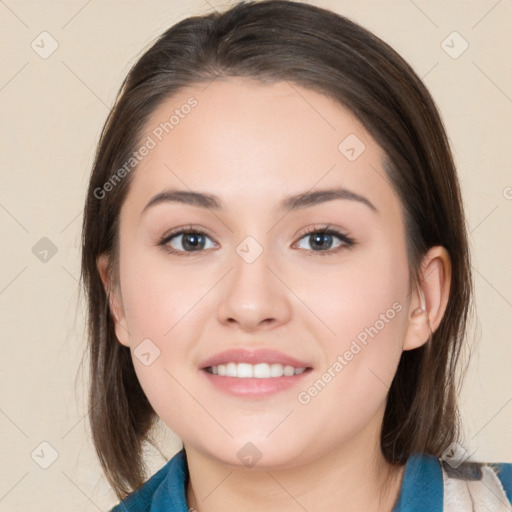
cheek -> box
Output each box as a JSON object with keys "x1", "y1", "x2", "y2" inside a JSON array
[
  {"x1": 308, "y1": 243, "x2": 408, "y2": 346},
  {"x1": 119, "y1": 244, "x2": 209, "y2": 341},
  {"x1": 291, "y1": 301, "x2": 406, "y2": 457},
  {"x1": 305, "y1": 240, "x2": 409, "y2": 398},
  {"x1": 117, "y1": 246, "x2": 211, "y2": 411}
]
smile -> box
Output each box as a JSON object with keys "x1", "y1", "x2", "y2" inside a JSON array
[{"x1": 205, "y1": 362, "x2": 308, "y2": 378}]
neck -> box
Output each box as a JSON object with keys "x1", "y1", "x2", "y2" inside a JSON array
[{"x1": 184, "y1": 419, "x2": 404, "y2": 512}]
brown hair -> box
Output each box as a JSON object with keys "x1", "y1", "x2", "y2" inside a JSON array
[{"x1": 80, "y1": 0, "x2": 473, "y2": 500}]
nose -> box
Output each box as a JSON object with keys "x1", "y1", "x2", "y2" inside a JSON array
[{"x1": 217, "y1": 244, "x2": 292, "y2": 332}]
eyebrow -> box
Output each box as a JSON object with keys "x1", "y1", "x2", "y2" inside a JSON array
[{"x1": 141, "y1": 187, "x2": 378, "y2": 216}]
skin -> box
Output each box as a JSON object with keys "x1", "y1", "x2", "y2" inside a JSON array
[{"x1": 98, "y1": 77, "x2": 451, "y2": 512}]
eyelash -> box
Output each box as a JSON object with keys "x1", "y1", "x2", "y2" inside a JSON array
[{"x1": 157, "y1": 224, "x2": 357, "y2": 257}]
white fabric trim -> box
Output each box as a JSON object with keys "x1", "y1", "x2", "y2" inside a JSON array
[{"x1": 442, "y1": 463, "x2": 512, "y2": 512}]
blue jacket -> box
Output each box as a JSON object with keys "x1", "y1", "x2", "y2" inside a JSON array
[{"x1": 110, "y1": 449, "x2": 512, "y2": 511}]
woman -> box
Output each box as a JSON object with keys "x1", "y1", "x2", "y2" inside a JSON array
[{"x1": 80, "y1": 1, "x2": 512, "y2": 510}]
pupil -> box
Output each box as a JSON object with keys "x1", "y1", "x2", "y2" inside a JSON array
[
  {"x1": 311, "y1": 233, "x2": 332, "y2": 250},
  {"x1": 183, "y1": 233, "x2": 204, "y2": 251}
]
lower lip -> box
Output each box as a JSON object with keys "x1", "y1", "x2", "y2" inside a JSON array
[{"x1": 200, "y1": 368, "x2": 312, "y2": 397}]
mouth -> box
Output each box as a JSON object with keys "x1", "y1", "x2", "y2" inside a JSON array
[
  {"x1": 203, "y1": 362, "x2": 312, "y2": 379},
  {"x1": 201, "y1": 365, "x2": 313, "y2": 397},
  {"x1": 199, "y1": 348, "x2": 313, "y2": 397}
]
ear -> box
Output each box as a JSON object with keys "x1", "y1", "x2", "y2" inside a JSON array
[
  {"x1": 402, "y1": 246, "x2": 452, "y2": 351},
  {"x1": 96, "y1": 253, "x2": 130, "y2": 347}
]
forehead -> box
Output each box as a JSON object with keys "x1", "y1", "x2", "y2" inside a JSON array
[{"x1": 123, "y1": 77, "x2": 401, "y2": 220}]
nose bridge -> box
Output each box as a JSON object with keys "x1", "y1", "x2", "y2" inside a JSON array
[
  {"x1": 233, "y1": 234, "x2": 271, "y2": 289},
  {"x1": 217, "y1": 233, "x2": 291, "y2": 329}
]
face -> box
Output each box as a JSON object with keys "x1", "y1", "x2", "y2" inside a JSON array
[{"x1": 102, "y1": 77, "x2": 426, "y2": 468}]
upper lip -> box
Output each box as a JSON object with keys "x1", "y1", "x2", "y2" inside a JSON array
[{"x1": 200, "y1": 348, "x2": 312, "y2": 369}]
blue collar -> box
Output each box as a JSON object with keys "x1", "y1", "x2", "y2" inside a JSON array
[
  {"x1": 392, "y1": 453, "x2": 443, "y2": 511},
  {"x1": 113, "y1": 449, "x2": 443, "y2": 512}
]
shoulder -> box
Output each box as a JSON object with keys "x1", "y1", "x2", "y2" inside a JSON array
[
  {"x1": 488, "y1": 460, "x2": 512, "y2": 501},
  {"x1": 440, "y1": 458, "x2": 512, "y2": 510},
  {"x1": 393, "y1": 453, "x2": 512, "y2": 511},
  {"x1": 109, "y1": 449, "x2": 189, "y2": 512}
]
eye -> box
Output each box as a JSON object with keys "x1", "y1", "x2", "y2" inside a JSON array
[
  {"x1": 157, "y1": 224, "x2": 356, "y2": 256},
  {"x1": 294, "y1": 225, "x2": 356, "y2": 255},
  {"x1": 158, "y1": 225, "x2": 218, "y2": 255}
]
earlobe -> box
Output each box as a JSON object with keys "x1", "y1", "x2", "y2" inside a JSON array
[
  {"x1": 96, "y1": 253, "x2": 130, "y2": 347},
  {"x1": 402, "y1": 246, "x2": 452, "y2": 351},
  {"x1": 403, "y1": 289, "x2": 431, "y2": 351}
]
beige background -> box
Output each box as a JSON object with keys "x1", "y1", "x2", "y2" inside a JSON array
[{"x1": 0, "y1": 0, "x2": 511, "y2": 510}]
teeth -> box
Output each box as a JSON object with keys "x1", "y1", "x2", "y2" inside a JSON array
[{"x1": 208, "y1": 362, "x2": 307, "y2": 378}]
